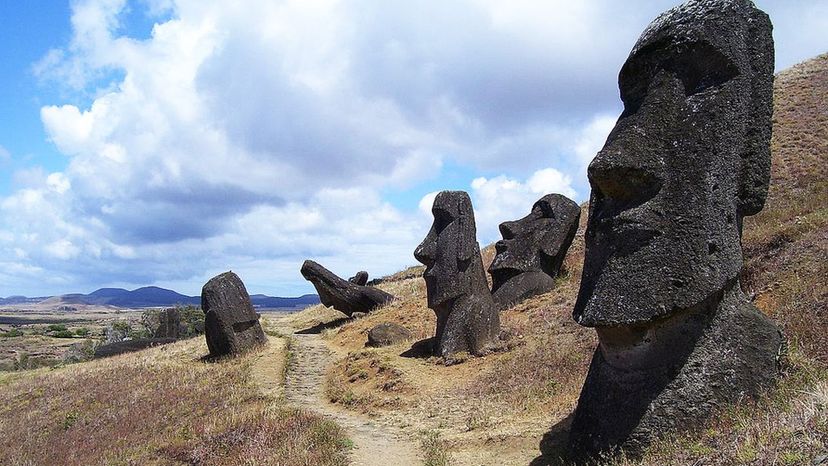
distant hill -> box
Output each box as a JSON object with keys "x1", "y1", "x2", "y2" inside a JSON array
[{"x1": 1, "y1": 287, "x2": 320, "y2": 309}]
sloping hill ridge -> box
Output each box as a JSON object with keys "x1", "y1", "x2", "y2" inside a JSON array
[{"x1": 3, "y1": 287, "x2": 320, "y2": 309}]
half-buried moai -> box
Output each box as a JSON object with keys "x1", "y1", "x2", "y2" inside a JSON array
[
  {"x1": 568, "y1": 0, "x2": 784, "y2": 458},
  {"x1": 201, "y1": 271, "x2": 267, "y2": 357},
  {"x1": 489, "y1": 194, "x2": 580, "y2": 309},
  {"x1": 415, "y1": 191, "x2": 500, "y2": 361},
  {"x1": 301, "y1": 260, "x2": 394, "y2": 317}
]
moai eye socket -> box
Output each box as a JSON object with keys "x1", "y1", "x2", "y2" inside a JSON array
[
  {"x1": 670, "y1": 41, "x2": 740, "y2": 95},
  {"x1": 431, "y1": 208, "x2": 454, "y2": 234},
  {"x1": 619, "y1": 40, "x2": 739, "y2": 113}
]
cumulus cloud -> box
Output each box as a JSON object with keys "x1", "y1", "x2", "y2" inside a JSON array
[
  {"x1": 470, "y1": 168, "x2": 576, "y2": 244},
  {"x1": 1, "y1": 0, "x2": 824, "y2": 295}
]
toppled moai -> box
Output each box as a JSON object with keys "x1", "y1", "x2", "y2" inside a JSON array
[
  {"x1": 348, "y1": 271, "x2": 369, "y2": 286},
  {"x1": 569, "y1": 0, "x2": 784, "y2": 458},
  {"x1": 201, "y1": 271, "x2": 267, "y2": 357},
  {"x1": 489, "y1": 194, "x2": 580, "y2": 309},
  {"x1": 414, "y1": 191, "x2": 500, "y2": 361},
  {"x1": 300, "y1": 260, "x2": 394, "y2": 317}
]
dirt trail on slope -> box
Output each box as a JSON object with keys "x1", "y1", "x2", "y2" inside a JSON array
[
  {"x1": 277, "y1": 328, "x2": 422, "y2": 465},
  {"x1": 250, "y1": 336, "x2": 286, "y2": 400}
]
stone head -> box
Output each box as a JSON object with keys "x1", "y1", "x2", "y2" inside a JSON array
[
  {"x1": 490, "y1": 194, "x2": 580, "y2": 289},
  {"x1": 414, "y1": 191, "x2": 483, "y2": 309},
  {"x1": 574, "y1": 0, "x2": 774, "y2": 326}
]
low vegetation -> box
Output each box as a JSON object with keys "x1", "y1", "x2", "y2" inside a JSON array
[{"x1": 0, "y1": 337, "x2": 349, "y2": 465}]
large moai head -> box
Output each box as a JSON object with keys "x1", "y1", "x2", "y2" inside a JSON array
[
  {"x1": 489, "y1": 194, "x2": 580, "y2": 308},
  {"x1": 568, "y1": 0, "x2": 782, "y2": 458},
  {"x1": 415, "y1": 191, "x2": 487, "y2": 310},
  {"x1": 414, "y1": 191, "x2": 500, "y2": 359},
  {"x1": 574, "y1": 0, "x2": 774, "y2": 326}
]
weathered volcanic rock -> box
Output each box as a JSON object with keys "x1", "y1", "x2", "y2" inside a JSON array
[
  {"x1": 348, "y1": 271, "x2": 369, "y2": 286},
  {"x1": 414, "y1": 191, "x2": 500, "y2": 361},
  {"x1": 367, "y1": 322, "x2": 413, "y2": 347},
  {"x1": 489, "y1": 193, "x2": 580, "y2": 309},
  {"x1": 301, "y1": 261, "x2": 394, "y2": 316},
  {"x1": 569, "y1": 0, "x2": 784, "y2": 459},
  {"x1": 201, "y1": 271, "x2": 267, "y2": 357},
  {"x1": 153, "y1": 307, "x2": 181, "y2": 339}
]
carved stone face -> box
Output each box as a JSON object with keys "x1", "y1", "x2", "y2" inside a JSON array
[
  {"x1": 490, "y1": 194, "x2": 580, "y2": 288},
  {"x1": 574, "y1": 0, "x2": 773, "y2": 327},
  {"x1": 414, "y1": 191, "x2": 480, "y2": 309}
]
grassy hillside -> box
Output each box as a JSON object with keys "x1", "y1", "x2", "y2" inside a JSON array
[
  {"x1": 0, "y1": 337, "x2": 350, "y2": 465},
  {"x1": 282, "y1": 53, "x2": 828, "y2": 465}
]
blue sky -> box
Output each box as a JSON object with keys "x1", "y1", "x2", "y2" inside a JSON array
[{"x1": 0, "y1": 0, "x2": 826, "y2": 297}]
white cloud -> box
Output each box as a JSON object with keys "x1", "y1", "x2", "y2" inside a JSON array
[
  {"x1": 0, "y1": 145, "x2": 10, "y2": 164},
  {"x1": 469, "y1": 168, "x2": 576, "y2": 244},
  {"x1": 1, "y1": 0, "x2": 824, "y2": 296},
  {"x1": 418, "y1": 191, "x2": 440, "y2": 217}
]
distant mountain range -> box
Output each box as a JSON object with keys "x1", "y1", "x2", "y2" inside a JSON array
[{"x1": 0, "y1": 286, "x2": 320, "y2": 309}]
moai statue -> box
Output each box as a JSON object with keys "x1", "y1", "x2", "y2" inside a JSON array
[
  {"x1": 153, "y1": 307, "x2": 181, "y2": 339},
  {"x1": 301, "y1": 260, "x2": 394, "y2": 316},
  {"x1": 489, "y1": 194, "x2": 580, "y2": 309},
  {"x1": 348, "y1": 271, "x2": 369, "y2": 286},
  {"x1": 201, "y1": 271, "x2": 267, "y2": 357},
  {"x1": 414, "y1": 191, "x2": 500, "y2": 361},
  {"x1": 568, "y1": 0, "x2": 784, "y2": 458}
]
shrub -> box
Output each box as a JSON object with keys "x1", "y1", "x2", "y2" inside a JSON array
[
  {"x1": 178, "y1": 305, "x2": 205, "y2": 338},
  {"x1": 105, "y1": 320, "x2": 132, "y2": 343},
  {"x1": 47, "y1": 324, "x2": 67, "y2": 332},
  {"x1": 0, "y1": 329, "x2": 23, "y2": 338}
]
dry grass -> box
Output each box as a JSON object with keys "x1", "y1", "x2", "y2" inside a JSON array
[
  {"x1": 0, "y1": 337, "x2": 348, "y2": 466},
  {"x1": 625, "y1": 354, "x2": 828, "y2": 466},
  {"x1": 325, "y1": 348, "x2": 411, "y2": 413}
]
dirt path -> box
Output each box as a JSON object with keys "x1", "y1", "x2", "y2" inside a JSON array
[
  {"x1": 281, "y1": 331, "x2": 422, "y2": 465},
  {"x1": 250, "y1": 336, "x2": 286, "y2": 400}
]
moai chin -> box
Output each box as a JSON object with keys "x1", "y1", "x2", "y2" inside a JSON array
[
  {"x1": 568, "y1": 0, "x2": 784, "y2": 458},
  {"x1": 489, "y1": 193, "x2": 580, "y2": 309},
  {"x1": 414, "y1": 191, "x2": 500, "y2": 361}
]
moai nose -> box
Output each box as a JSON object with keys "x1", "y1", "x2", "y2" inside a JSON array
[
  {"x1": 498, "y1": 221, "x2": 517, "y2": 240},
  {"x1": 414, "y1": 231, "x2": 437, "y2": 266},
  {"x1": 588, "y1": 148, "x2": 662, "y2": 205}
]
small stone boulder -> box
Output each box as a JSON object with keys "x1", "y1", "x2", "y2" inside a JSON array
[
  {"x1": 367, "y1": 323, "x2": 413, "y2": 347},
  {"x1": 201, "y1": 271, "x2": 267, "y2": 357}
]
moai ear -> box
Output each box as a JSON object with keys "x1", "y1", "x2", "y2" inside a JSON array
[
  {"x1": 737, "y1": 6, "x2": 774, "y2": 218},
  {"x1": 456, "y1": 194, "x2": 478, "y2": 264}
]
